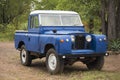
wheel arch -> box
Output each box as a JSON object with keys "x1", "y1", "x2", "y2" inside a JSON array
[
  {"x1": 44, "y1": 44, "x2": 55, "y2": 54},
  {"x1": 18, "y1": 41, "x2": 25, "y2": 49}
]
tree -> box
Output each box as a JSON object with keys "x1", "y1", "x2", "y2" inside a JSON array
[
  {"x1": 116, "y1": 0, "x2": 120, "y2": 38},
  {"x1": 0, "y1": 0, "x2": 32, "y2": 26},
  {"x1": 101, "y1": 0, "x2": 108, "y2": 36},
  {"x1": 101, "y1": 0, "x2": 120, "y2": 40},
  {"x1": 34, "y1": 0, "x2": 59, "y2": 10}
]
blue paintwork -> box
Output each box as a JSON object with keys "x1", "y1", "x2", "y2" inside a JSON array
[
  {"x1": 38, "y1": 26, "x2": 85, "y2": 34},
  {"x1": 14, "y1": 14, "x2": 107, "y2": 57},
  {"x1": 90, "y1": 34, "x2": 107, "y2": 53},
  {"x1": 72, "y1": 50, "x2": 94, "y2": 54}
]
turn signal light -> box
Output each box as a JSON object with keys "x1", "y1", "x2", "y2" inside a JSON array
[{"x1": 60, "y1": 39, "x2": 64, "y2": 43}]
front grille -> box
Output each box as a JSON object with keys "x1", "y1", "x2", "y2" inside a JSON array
[
  {"x1": 72, "y1": 35, "x2": 85, "y2": 49},
  {"x1": 75, "y1": 35, "x2": 85, "y2": 49}
]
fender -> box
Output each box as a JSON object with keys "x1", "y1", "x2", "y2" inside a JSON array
[
  {"x1": 90, "y1": 34, "x2": 107, "y2": 53},
  {"x1": 39, "y1": 35, "x2": 71, "y2": 54}
]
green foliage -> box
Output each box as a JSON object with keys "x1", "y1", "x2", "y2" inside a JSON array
[
  {"x1": 35, "y1": 0, "x2": 59, "y2": 10},
  {"x1": 0, "y1": 24, "x2": 15, "y2": 41},
  {"x1": 0, "y1": 0, "x2": 31, "y2": 41},
  {"x1": 0, "y1": 23, "x2": 27, "y2": 41},
  {"x1": 0, "y1": 0, "x2": 31, "y2": 23},
  {"x1": 108, "y1": 39, "x2": 120, "y2": 51}
]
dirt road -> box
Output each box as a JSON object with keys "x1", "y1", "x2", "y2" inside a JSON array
[{"x1": 0, "y1": 42, "x2": 120, "y2": 80}]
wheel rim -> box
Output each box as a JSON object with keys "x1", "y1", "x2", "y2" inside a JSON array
[
  {"x1": 48, "y1": 53, "x2": 57, "y2": 71},
  {"x1": 21, "y1": 49, "x2": 26, "y2": 63}
]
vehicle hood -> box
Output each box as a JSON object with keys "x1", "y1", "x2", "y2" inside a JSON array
[
  {"x1": 44, "y1": 30, "x2": 86, "y2": 35},
  {"x1": 40, "y1": 26, "x2": 86, "y2": 35}
]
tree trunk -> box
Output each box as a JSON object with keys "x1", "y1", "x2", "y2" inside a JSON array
[
  {"x1": 101, "y1": 0, "x2": 109, "y2": 36},
  {"x1": 116, "y1": 0, "x2": 120, "y2": 38},
  {"x1": 101, "y1": 0, "x2": 107, "y2": 35},
  {"x1": 108, "y1": 0, "x2": 116, "y2": 40}
]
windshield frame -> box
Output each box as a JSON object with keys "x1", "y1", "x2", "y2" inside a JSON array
[{"x1": 39, "y1": 13, "x2": 83, "y2": 26}]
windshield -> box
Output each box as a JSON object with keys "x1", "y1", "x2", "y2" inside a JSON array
[{"x1": 40, "y1": 14, "x2": 83, "y2": 26}]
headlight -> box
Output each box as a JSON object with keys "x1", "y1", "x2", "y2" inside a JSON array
[
  {"x1": 71, "y1": 35, "x2": 75, "y2": 42},
  {"x1": 86, "y1": 35, "x2": 92, "y2": 42},
  {"x1": 104, "y1": 37, "x2": 106, "y2": 41}
]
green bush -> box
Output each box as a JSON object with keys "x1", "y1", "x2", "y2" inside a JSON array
[
  {"x1": 0, "y1": 24, "x2": 15, "y2": 41},
  {"x1": 0, "y1": 22, "x2": 27, "y2": 41},
  {"x1": 108, "y1": 39, "x2": 120, "y2": 51}
]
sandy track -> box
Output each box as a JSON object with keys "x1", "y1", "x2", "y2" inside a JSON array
[{"x1": 0, "y1": 42, "x2": 120, "y2": 80}]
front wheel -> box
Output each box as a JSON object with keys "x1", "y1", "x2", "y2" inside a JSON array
[
  {"x1": 86, "y1": 56, "x2": 104, "y2": 70},
  {"x1": 46, "y1": 48, "x2": 64, "y2": 74},
  {"x1": 20, "y1": 45, "x2": 32, "y2": 66}
]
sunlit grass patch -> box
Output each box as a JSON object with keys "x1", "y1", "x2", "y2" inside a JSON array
[{"x1": 81, "y1": 71, "x2": 120, "y2": 80}]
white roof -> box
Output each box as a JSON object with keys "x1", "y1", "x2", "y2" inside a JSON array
[{"x1": 30, "y1": 10, "x2": 78, "y2": 15}]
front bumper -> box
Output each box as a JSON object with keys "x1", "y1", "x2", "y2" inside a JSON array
[{"x1": 58, "y1": 49, "x2": 107, "y2": 58}]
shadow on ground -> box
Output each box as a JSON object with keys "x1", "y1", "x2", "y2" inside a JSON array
[{"x1": 30, "y1": 60, "x2": 90, "y2": 74}]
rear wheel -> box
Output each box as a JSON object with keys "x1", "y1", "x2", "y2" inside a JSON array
[
  {"x1": 86, "y1": 56, "x2": 104, "y2": 70},
  {"x1": 46, "y1": 48, "x2": 64, "y2": 74},
  {"x1": 20, "y1": 45, "x2": 32, "y2": 66}
]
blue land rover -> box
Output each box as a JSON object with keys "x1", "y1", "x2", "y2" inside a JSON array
[{"x1": 14, "y1": 10, "x2": 107, "y2": 74}]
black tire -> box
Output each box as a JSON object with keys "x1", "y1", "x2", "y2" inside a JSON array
[
  {"x1": 20, "y1": 45, "x2": 32, "y2": 66},
  {"x1": 46, "y1": 48, "x2": 64, "y2": 74},
  {"x1": 86, "y1": 56, "x2": 104, "y2": 70}
]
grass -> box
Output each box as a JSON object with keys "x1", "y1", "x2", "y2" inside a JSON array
[
  {"x1": 64, "y1": 71, "x2": 120, "y2": 80},
  {"x1": 81, "y1": 71, "x2": 120, "y2": 80}
]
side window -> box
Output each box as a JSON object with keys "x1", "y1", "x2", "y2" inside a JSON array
[{"x1": 30, "y1": 16, "x2": 39, "y2": 28}]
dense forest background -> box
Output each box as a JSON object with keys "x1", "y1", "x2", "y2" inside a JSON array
[{"x1": 0, "y1": 0, "x2": 120, "y2": 41}]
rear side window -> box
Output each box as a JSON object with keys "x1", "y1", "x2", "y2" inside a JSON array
[{"x1": 30, "y1": 15, "x2": 39, "y2": 28}]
